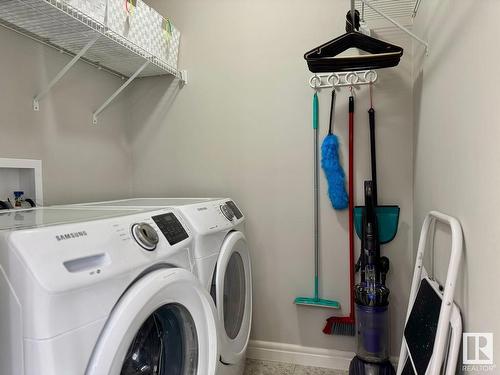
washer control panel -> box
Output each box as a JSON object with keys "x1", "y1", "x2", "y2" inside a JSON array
[
  {"x1": 131, "y1": 222, "x2": 159, "y2": 251},
  {"x1": 152, "y1": 212, "x2": 189, "y2": 245}
]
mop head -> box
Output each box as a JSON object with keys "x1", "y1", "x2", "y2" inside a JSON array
[
  {"x1": 323, "y1": 316, "x2": 355, "y2": 336},
  {"x1": 294, "y1": 297, "x2": 340, "y2": 309},
  {"x1": 321, "y1": 134, "x2": 349, "y2": 210}
]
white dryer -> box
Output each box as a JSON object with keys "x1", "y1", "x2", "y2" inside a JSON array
[
  {"x1": 68, "y1": 198, "x2": 252, "y2": 375},
  {"x1": 0, "y1": 207, "x2": 219, "y2": 375}
]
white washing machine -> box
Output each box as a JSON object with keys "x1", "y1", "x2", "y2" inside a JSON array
[
  {"x1": 0, "y1": 206, "x2": 219, "y2": 375},
  {"x1": 68, "y1": 198, "x2": 252, "y2": 375}
]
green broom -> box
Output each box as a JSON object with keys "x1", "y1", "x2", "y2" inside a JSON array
[{"x1": 294, "y1": 93, "x2": 340, "y2": 310}]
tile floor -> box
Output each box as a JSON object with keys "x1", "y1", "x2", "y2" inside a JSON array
[{"x1": 244, "y1": 359, "x2": 348, "y2": 375}]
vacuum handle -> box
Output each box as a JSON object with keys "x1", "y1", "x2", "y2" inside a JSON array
[
  {"x1": 348, "y1": 94, "x2": 355, "y2": 319},
  {"x1": 368, "y1": 108, "x2": 378, "y2": 206}
]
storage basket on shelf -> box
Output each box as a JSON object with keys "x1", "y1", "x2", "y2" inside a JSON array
[
  {"x1": 106, "y1": 0, "x2": 180, "y2": 68},
  {"x1": 149, "y1": 9, "x2": 180, "y2": 69},
  {"x1": 61, "y1": 0, "x2": 106, "y2": 24},
  {"x1": 0, "y1": 0, "x2": 182, "y2": 71},
  {"x1": 106, "y1": 0, "x2": 152, "y2": 57}
]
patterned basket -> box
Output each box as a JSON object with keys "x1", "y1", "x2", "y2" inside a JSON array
[
  {"x1": 149, "y1": 8, "x2": 180, "y2": 70},
  {"x1": 105, "y1": 0, "x2": 144, "y2": 54},
  {"x1": 60, "y1": 0, "x2": 106, "y2": 24},
  {"x1": 106, "y1": 0, "x2": 180, "y2": 68},
  {"x1": 126, "y1": 0, "x2": 152, "y2": 55}
]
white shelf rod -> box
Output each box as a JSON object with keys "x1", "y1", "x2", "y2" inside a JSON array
[
  {"x1": 359, "y1": 0, "x2": 429, "y2": 53},
  {"x1": 92, "y1": 60, "x2": 150, "y2": 125},
  {"x1": 33, "y1": 34, "x2": 100, "y2": 111},
  {"x1": 412, "y1": 0, "x2": 423, "y2": 18},
  {"x1": 309, "y1": 70, "x2": 378, "y2": 89}
]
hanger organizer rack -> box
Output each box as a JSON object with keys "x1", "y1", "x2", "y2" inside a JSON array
[{"x1": 309, "y1": 70, "x2": 377, "y2": 89}]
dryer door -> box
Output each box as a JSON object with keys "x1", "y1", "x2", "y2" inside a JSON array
[
  {"x1": 215, "y1": 231, "x2": 252, "y2": 365},
  {"x1": 86, "y1": 268, "x2": 218, "y2": 375}
]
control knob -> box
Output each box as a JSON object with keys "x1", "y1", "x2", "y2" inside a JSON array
[{"x1": 131, "y1": 223, "x2": 159, "y2": 251}]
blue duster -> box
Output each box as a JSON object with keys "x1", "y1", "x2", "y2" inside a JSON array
[{"x1": 321, "y1": 91, "x2": 348, "y2": 210}]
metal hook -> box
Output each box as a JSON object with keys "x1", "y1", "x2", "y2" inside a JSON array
[
  {"x1": 364, "y1": 70, "x2": 378, "y2": 84},
  {"x1": 327, "y1": 73, "x2": 340, "y2": 88},
  {"x1": 309, "y1": 75, "x2": 321, "y2": 89},
  {"x1": 345, "y1": 72, "x2": 358, "y2": 86},
  {"x1": 349, "y1": 84, "x2": 355, "y2": 97}
]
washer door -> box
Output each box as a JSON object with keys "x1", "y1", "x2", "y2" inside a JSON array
[
  {"x1": 86, "y1": 268, "x2": 218, "y2": 375},
  {"x1": 215, "y1": 231, "x2": 252, "y2": 365}
]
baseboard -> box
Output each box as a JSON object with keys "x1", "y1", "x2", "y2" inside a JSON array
[
  {"x1": 246, "y1": 340, "x2": 355, "y2": 371},
  {"x1": 247, "y1": 340, "x2": 399, "y2": 371}
]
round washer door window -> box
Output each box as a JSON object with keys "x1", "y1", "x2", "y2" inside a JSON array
[
  {"x1": 215, "y1": 231, "x2": 252, "y2": 365},
  {"x1": 121, "y1": 303, "x2": 197, "y2": 374},
  {"x1": 86, "y1": 268, "x2": 219, "y2": 375},
  {"x1": 223, "y1": 252, "x2": 246, "y2": 340}
]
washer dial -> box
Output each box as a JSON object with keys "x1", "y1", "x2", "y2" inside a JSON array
[{"x1": 131, "y1": 223, "x2": 159, "y2": 251}]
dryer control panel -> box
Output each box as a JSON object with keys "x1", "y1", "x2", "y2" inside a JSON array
[
  {"x1": 225, "y1": 200, "x2": 243, "y2": 219},
  {"x1": 179, "y1": 198, "x2": 245, "y2": 236},
  {"x1": 152, "y1": 212, "x2": 189, "y2": 245},
  {"x1": 220, "y1": 203, "x2": 235, "y2": 221}
]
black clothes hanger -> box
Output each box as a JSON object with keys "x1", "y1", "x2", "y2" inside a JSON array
[{"x1": 304, "y1": 10, "x2": 404, "y2": 73}]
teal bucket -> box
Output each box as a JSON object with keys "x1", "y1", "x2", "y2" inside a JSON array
[{"x1": 354, "y1": 206, "x2": 400, "y2": 244}]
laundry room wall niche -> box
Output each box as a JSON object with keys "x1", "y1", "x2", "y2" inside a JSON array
[{"x1": 0, "y1": 158, "x2": 43, "y2": 207}]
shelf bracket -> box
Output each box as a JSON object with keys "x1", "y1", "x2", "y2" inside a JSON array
[
  {"x1": 33, "y1": 34, "x2": 100, "y2": 111},
  {"x1": 180, "y1": 70, "x2": 188, "y2": 85},
  {"x1": 92, "y1": 60, "x2": 150, "y2": 125},
  {"x1": 360, "y1": 0, "x2": 429, "y2": 54}
]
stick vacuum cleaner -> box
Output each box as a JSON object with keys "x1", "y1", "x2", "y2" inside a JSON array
[{"x1": 349, "y1": 107, "x2": 396, "y2": 375}]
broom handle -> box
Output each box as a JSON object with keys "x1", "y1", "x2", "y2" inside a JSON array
[
  {"x1": 313, "y1": 93, "x2": 320, "y2": 300},
  {"x1": 348, "y1": 96, "x2": 355, "y2": 319}
]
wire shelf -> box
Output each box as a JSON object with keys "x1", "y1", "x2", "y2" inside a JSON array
[
  {"x1": 355, "y1": 0, "x2": 419, "y2": 21},
  {"x1": 0, "y1": 0, "x2": 181, "y2": 78}
]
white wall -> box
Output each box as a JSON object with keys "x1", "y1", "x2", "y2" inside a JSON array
[
  {"x1": 413, "y1": 0, "x2": 500, "y2": 366},
  {"x1": 0, "y1": 27, "x2": 132, "y2": 205},
  {"x1": 131, "y1": 0, "x2": 414, "y2": 355}
]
